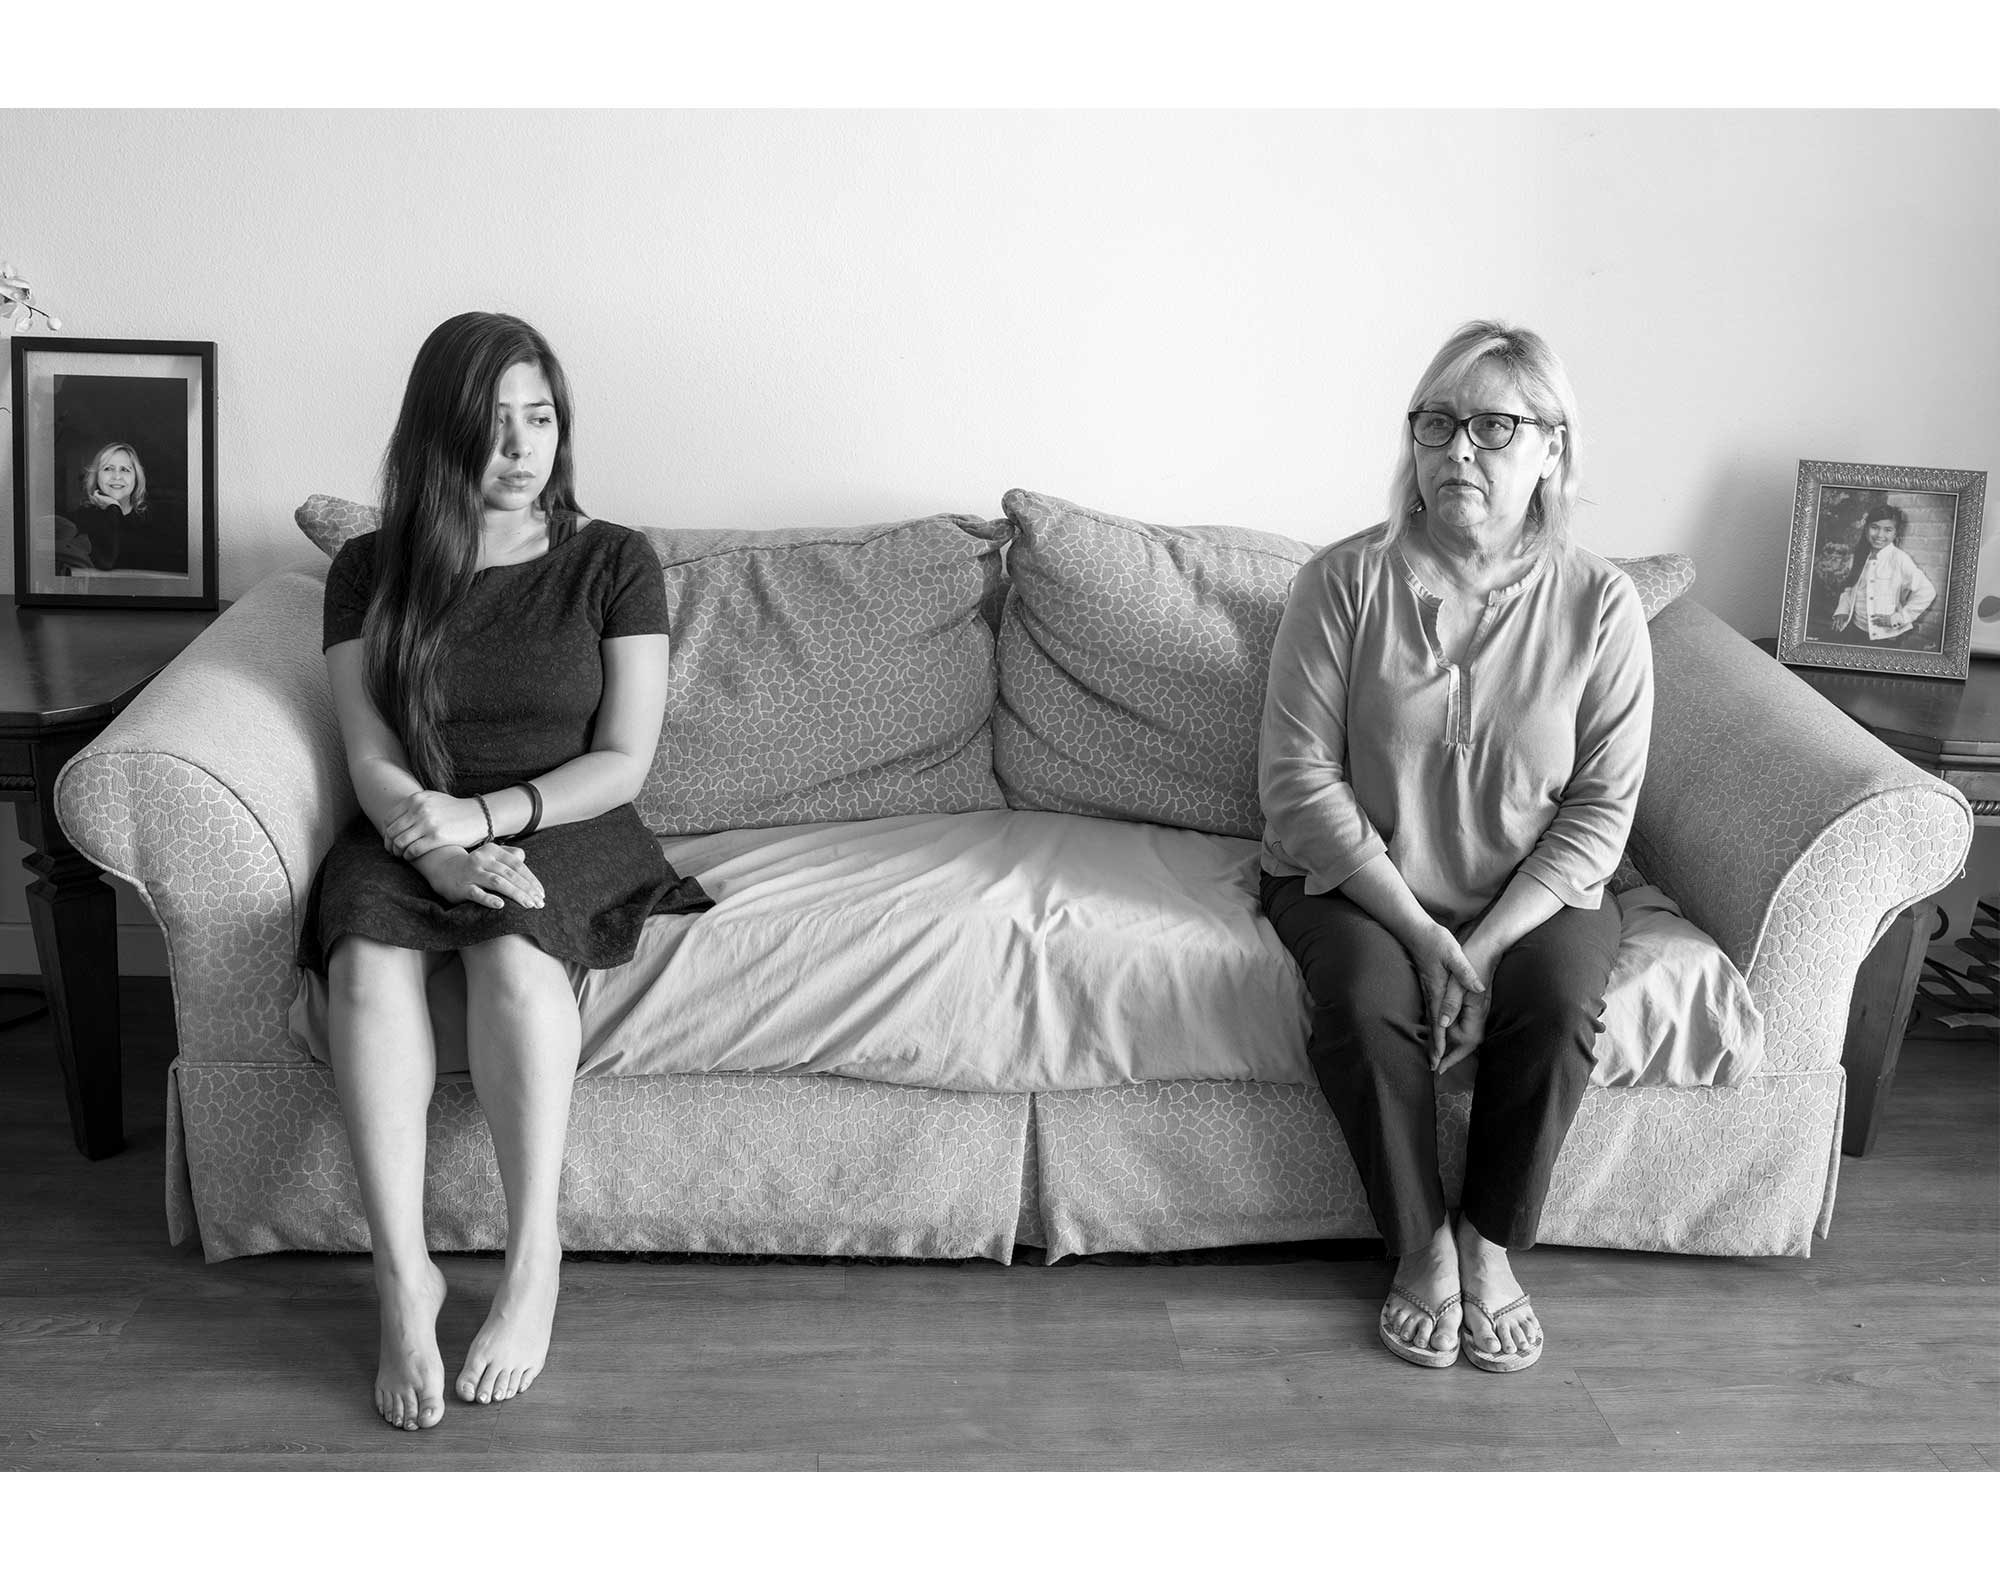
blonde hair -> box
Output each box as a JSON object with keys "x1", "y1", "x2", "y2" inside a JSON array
[
  {"x1": 1385, "y1": 320, "x2": 1580, "y2": 550},
  {"x1": 83, "y1": 442, "x2": 149, "y2": 514}
]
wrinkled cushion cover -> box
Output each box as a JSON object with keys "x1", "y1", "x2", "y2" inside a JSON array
[
  {"x1": 635, "y1": 514, "x2": 1011, "y2": 836},
  {"x1": 995, "y1": 488, "x2": 1314, "y2": 837},
  {"x1": 1590, "y1": 885, "x2": 1764, "y2": 1086},
  {"x1": 993, "y1": 488, "x2": 1695, "y2": 839},
  {"x1": 287, "y1": 812, "x2": 1762, "y2": 1092},
  {"x1": 582, "y1": 811, "x2": 1312, "y2": 1090}
]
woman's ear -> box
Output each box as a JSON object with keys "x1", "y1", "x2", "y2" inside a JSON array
[{"x1": 1541, "y1": 424, "x2": 1566, "y2": 480}]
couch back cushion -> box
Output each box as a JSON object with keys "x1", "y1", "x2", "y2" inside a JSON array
[
  {"x1": 994, "y1": 488, "x2": 1315, "y2": 838},
  {"x1": 637, "y1": 514, "x2": 1011, "y2": 835},
  {"x1": 295, "y1": 495, "x2": 1009, "y2": 836},
  {"x1": 993, "y1": 487, "x2": 1696, "y2": 840}
]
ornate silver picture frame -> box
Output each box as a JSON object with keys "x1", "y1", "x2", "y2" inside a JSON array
[{"x1": 1776, "y1": 459, "x2": 1986, "y2": 680}]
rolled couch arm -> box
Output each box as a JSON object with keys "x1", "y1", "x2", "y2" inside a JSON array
[
  {"x1": 55, "y1": 563, "x2": 351, "y2": 1067},
  {"x1": 1634, "y1": 599, "x2": 1971, "y2": 1073}
]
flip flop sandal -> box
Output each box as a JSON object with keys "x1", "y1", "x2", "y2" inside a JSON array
[
  {"x1": 1461, "y1": 1293, "x2": 1543, "y2": 1373},
  {"x1": 1378, "y1": 1284, "x2": 1462, "y2": 1368}
]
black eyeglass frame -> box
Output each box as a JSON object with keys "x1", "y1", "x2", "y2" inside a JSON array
[{"x1": 1406, "y1": 410, "x2": 1548, "y2": 450}]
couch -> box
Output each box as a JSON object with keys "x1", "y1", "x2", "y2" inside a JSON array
[{"x1": 55, "y1": 488, "x2": 1973, "y2": 1264}]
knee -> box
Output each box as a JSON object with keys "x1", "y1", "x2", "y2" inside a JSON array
[
  {"x1": 327, "y1": 936, "x2": 423, "y2": 1013},
  {"x1": 1490, "y1": 982, "x2": 1602, "y2": 1063},
  {"x1": 460, "y1": 935, "x2": 568, "y2": 1014}
]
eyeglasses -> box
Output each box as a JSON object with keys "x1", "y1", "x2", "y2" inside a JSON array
[{"x1": 1407, "y1": 410, "x2": 1545, "y2": 450}]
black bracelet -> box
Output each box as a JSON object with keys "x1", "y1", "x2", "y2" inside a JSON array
[
  {"x1": 471, "y1": 794, "x2": 494, "y2": 850},
  {"x1": 517, "y1": 780, "x2": 543, "y2": 838}
]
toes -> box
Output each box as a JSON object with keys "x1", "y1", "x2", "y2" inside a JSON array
[
  {"x1": 418, "y1": 1394, "x2": 445, "y2": 1428},
  {"x1": 455, "y1": 1365, "x2": 482, "y2": 1403}
]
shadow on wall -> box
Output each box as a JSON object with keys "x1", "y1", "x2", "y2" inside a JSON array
[{"x1": 1680, "y1": 454, "x2": 1793, "y2": 634}]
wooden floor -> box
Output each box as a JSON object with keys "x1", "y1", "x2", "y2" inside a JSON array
[{"x1": 1, "y1": 978, "x2": 1994, "y2": 1472}]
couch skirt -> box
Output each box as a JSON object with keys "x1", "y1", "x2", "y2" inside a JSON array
[{"x1": 166, "y1": 1061, "x2": 1843, "y2": 1264}]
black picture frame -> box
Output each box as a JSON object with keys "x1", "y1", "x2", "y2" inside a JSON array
[
  {"x1": 1776, "y1": 459, "x2": 1986, "y2": 681},
  {"x1": 10, "y1": 335, "x2": 218, "y2": 610}
]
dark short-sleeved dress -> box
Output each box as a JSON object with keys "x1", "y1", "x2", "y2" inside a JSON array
[{"x1": 296, "y1": 519, "x2": 711, "y2": 977}]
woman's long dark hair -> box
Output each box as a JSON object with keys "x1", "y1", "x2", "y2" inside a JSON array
[{"x1": 363, "y1": 311, "x2": 583, "y2": 790}]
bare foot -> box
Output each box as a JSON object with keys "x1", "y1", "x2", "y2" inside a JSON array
[
  {"x1": 375, "y1": 1259, "x2": 448, "y2": 1431},
  {"x1": 1381, "y1": 1218, "x2": 1460, "y2": 1357},
  {"x1": 456, "y1": 1249, "x2": 560, "y2": 1404},
  {"x1": 1455, "y1": 1219, "x2": 1543, "y2": 1362}
]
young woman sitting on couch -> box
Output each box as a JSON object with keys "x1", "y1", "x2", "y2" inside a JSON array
[{"x1": 299, "y1": 311, "x2": 709, "y2": 1431}]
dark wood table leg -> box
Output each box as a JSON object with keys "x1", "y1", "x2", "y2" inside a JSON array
[
  {"x1": 1839, "y1": 898, "x2": 1934, "y2": 1158},
  {"x1": 15, "y1": 729, "x2": 125, "y2": 1160}
]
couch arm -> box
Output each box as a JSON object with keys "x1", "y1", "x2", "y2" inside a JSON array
[
  {"x1": 55, "y1": 563, "x2": 351, "y2": 1066},
  {"x1": 1634, "y1": 599, "x2": 1972, "y2": 1073}
]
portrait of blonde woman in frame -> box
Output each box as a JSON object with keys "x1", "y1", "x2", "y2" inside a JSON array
[{"x1": 9, "y1": 336, "x2": 217, "y2": 610}]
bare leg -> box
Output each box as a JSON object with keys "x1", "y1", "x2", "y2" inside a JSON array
[
  {"x1": 327, "y1": 938, "x2": 448, "y2": 1431},
  {"x1": 455, "y1": 935, "x2": 579, "y2": 1404}
]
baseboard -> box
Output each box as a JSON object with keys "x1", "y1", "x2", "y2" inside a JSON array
[{"x1": 0, "y1": 920, "x2": 170, "y2": 979}]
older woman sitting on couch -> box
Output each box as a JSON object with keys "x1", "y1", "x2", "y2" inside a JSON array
[{"x1": 1257, "y1": 320, "x2": 1652, "y2": 1372}]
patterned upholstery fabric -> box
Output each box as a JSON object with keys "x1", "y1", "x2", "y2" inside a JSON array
[
  {"x1": 1028, "y1": 1071, "x2": 1844, "y2": 1261},
  {"x1": 1611, "y1": 553, "x2": 1697, "y2": 618},
  {"x1": 994, "y1": 488, "x2": 1315, "y2": 837},
  {"x1": 293, "y1": 496, "x2": 1013, "y2": 837},
  {"x1": 295, "y1": 493, "x2": 379, "y2": 558},
  {"x1": 634, "y1": 515, "x2": 1011, "y2": 835},
  {"x1": 161, "y1": 1056, "x2": 1838, "y2": 1264},
  {"x1": 1635, "y1": 600, "x2": 1971, "y2": 1075},
  {"x1": 993, "y1": 488, "x2": 1696, "y2": 839},
  {"x1": 58, "y1": 566, "x2": 350, "y2": 1069},
  {"x1": 172, "y1": 1062, "x2": 1031, "y2": 1263},
  {"x1": 56, "y1": 514, "x2": 1969, "y2": 1266}
]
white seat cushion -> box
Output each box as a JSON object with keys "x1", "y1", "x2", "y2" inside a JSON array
[{"x1": 290, "y1": 811, "x2": 1762, "y2": 1092}]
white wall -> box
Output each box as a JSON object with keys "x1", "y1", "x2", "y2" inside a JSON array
[{"x1": 3, "y1": 109, "x2": 1996, "y2": 971}]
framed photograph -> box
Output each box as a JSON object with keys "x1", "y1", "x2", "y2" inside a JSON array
[
  {"x1": 1972, "y1": 508, "x2": 2000, "y2": 658},
  {"x1": 1776, "y1": 459, "x2": 1987, "y2": 680},
  {"x1": 9, "y1": 336, "x2": 217, "y2": 609}
]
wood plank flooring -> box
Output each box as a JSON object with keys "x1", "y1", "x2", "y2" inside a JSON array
[{"x1": 0, "y1": 978, "x2": 1993, "y2": 1471}]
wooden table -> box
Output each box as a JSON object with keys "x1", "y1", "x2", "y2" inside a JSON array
[
  {"x1": 1759, "y1": 643, "x2": 2000, "y2": 1156},
  {"x1": 1, "y1": 595, "x2": 223, "y2": 1158}
]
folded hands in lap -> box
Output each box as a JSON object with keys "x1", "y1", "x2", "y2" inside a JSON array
[
  {"x1": 1407, "y1": 921, "x2": 1487, "y2": 1073},
  {"x1": 412, "y1": 845, "x2": 545, "y2": 910},
  {"x1": 383, "y1": 789, "x2": 490, "y2": 861}
]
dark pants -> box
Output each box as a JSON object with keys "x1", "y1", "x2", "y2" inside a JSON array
[{"x1": 1260, "y1": 872, "x2": 1621, "y2": 1257}]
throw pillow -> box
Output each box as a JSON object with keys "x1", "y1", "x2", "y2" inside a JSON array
[
  {"x1": 1613, "y1": 552, "x2": 1696, "y2": 619},
  {"x1": 635, "y1": 513, "x2": 1012, "y2": 836},
  {"x1": 296, "y1": 493, "x2": 379, "y2": 557},
  {"x1": 994, "y1": 488, "x2": 1314, "y2": 838}
]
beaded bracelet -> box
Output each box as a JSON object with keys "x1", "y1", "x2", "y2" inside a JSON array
[
  {"x1": 471, "y1": 793, "x2": 495, "y2": 850},
  {"x1": 516, "y1": 780, "x2": 544, "y2": 838}
]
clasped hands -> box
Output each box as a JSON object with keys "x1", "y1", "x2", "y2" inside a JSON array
[
  {"x1": 382, "y1": 790, "x2": 545, "y2": 911},
  {"x1": 1411, "y1": 922, "x2": 1496, "y2": 1078}
]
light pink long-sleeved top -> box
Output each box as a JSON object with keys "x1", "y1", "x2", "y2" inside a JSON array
[{"x1": 1258, "y1": 525, "x2": 1653, "y2": 929}]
